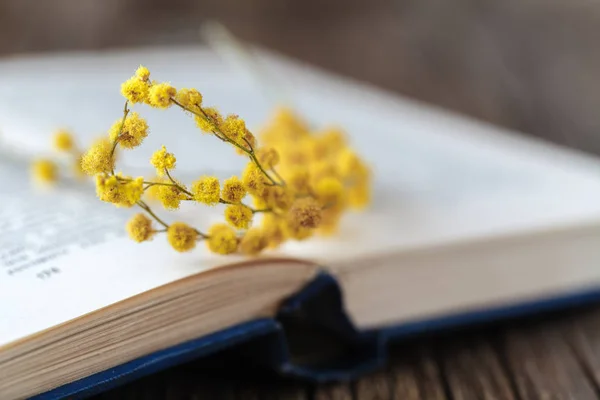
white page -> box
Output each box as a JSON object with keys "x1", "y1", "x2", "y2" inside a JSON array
[{"x1": 2, "y1": 46, "x2": 600, "y2": 347}]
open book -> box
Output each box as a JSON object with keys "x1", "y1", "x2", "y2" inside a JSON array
[{"x1": 2, "y1": 46, "x2": 600, "y2": 400}]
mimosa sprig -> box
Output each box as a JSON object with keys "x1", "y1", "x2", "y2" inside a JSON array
[{"x1": 66, "y1": 66, "x2": 372, "y2": 255}]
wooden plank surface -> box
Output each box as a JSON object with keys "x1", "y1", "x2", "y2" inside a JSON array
[
  {"x1": 440, "y1": 336, "x2": 516, "y2": 400},
  {"x1": 501, "y1": 324, "x2": 598, "y2": 399}
]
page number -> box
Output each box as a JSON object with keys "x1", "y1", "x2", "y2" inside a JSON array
[{"x1": 37, "y1": 267, "x2": 61, "y2": 280}]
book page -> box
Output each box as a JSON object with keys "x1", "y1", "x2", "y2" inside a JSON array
[
  {"x1": 3, "y1": 46, "x2": 600, "y2": 347},
  {"x1": 0, "y1": 158, "x2": 251, "y2": 346}
]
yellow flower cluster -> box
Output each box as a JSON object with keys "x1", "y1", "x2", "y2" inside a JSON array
[
  {"x1": 150, "y1": 146, "x2": 176, "y2": 176},
  {"x1": 149, "y1": 83, "x2": 177, "y2": 109},
  {"x1": 221, "y1": 176, "x2": 246, "y2": 204},
  {"x1": 96, "y1": 174, "x2": 144, "y2": 208},
  {"x1": 148, "y1": 179, "x2": 188, "y2": 210},
  {"x1": 109, "y1": 112, "x2": 149, "y2": 149},
  {"x1": 224, "y1": 204, "x2": 253, "y2": 229},
  {"x1": 207, "y1": 224, "x2": 238, "y2": 254},
  {"x1": 76, "y1": 66, "x2": 371, "y2": 255},
  {"x1": 120, "y1": 66, "x2": 151, "y2": 104},
  {"x1": 81, "y1": 137, "x2": 114, "y2": 175},
  {"x1": 127, "y1": 213, "x2": 155, "y2": 243},
  {"x1": 192, "y1": 176, "x2": 220, "y2": 205},
  {"x1": 120, "y1": 65, "x2": 177, "y2": 110},
  {"x1": 258, "y1": 107, "x2": 372, "y2": 234},
  {"x1": 167, "y1": 222, "x2": 198, "y2": 252},
  {"x1": 175, "y1": 88, "x2": 203, "y2": 113}
]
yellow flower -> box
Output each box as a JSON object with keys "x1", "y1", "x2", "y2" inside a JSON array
[
  {"x1": 256, "y1": 147, "x2": 280, "y2": 169},
  {"x1": 150, "y1": 146, "x2": 176, "y2": 176},
  {"x1": 96, "y1": 174, "x2": 144, "y2": 208},
  {"x1": 191, "y1": 176, "x2": 220, "y2": 205},
  {"x1": 175, "y1": 88, "x2": 203, "y2": 111},
  {"x1": 310, "y1": 160, "x2": 339, "y2": 184},
  {"x1": 135, "y1": 65, "x2": 151, "y2": 81},
  {"x1": 31, "y1": 159, "x2": 58, "y2": 185},
  {"x1": 194, "y1": 107, "x2": 223, "y2": 133},
  {"x1": 348, "y1": 180, "x2": 371, "y2": 209},
  {"x1": 225, "y1": 204, "x2": 253, "y2": 229},
  {"x1": 206, "y1": 223, "x2": 238, "y2": 255},
  {"x1": 318, "y1": 206, "x2": 344, "y2": 236},
  {"x1": 285, "y1": 167, "x2": 311, "y2": 194},
  {"x1": 279, "y1": 140, "x2": 312, "y2": 167},
  {"x1": 313, "y1": 128, "x2": 346, "y2": 159},
  {"x1": 116, "y1": 175, "x2": 145, "y2": 207},
  {"x1": 251, "y1": 191, "x2": 269, "y2": 209},
  {"x1": 221, "y1": 176, "x2": 246, "y2": 204},
  {"x1": 242, "y1": 162, "x2": 267, "y2": 196},
  {"x1": 283, "y1": 219, "x2": 314, "y2": 241},
  {"x1": 337, "y1": 149, "x2": 369, "y2": 180},
  {"x1": 95, "y1": 175, "x2": 123, "y2": 205},
  {"x1": 288, "y1": 197, "x2": 322, "y2": 229},
  {"x1": 53, "y1": 129, "x2": 74, "y2": 152},
  {"x1": 126, "y1": 213, "x2": 155, "y2": 242},
  {"x1": 151, "y1": 182, "x2": 187, "y2": 210},
  {"x1": 148, "y1": 82, "x2": 176, "y2": 108},
  {"x1": 121, "y1": 77, "x2": 150, "y2": 104},
  {"x1": 81, "y1": 137, "x2": 114, "y2": 175},
  {"x1": 260, "y1": 107, "x2": 309, "y2": 144},
  {"x1": 221, "y1": 114, "x2": 246, "y2": 142},
  {"x1": 261, "y1": 214, "x2": 286, "y2": 249},
  {"x1": 266, "y1": 186, "x2": 294, "y2": 212},
  {"x1": 239, "y1": 228, "x2": 268, "y2": 255},
  {"x1": 109, "y1": 112, "x2": 149, "y2": 149},
  {"x1": 314, "y1": 177, "x2": 345, "y2": 207},
  {"x1": 167, "y1": 222, "x2": 198, "y2": 252}
]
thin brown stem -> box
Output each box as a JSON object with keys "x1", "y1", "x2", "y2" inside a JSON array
[
  {"x1": 271, "y1": 167, "x2": 286, "y2": 186},
  {"x1": 137, "y1": 201, "x2": 209, "y2": 239},
  {"x1": 218, "y1": 198, "x2": 272, "y2": 214},
  {"x1": 109, "y1": 101, "x2": 130, "y2": 175},
  {"x1": 249, "y1": 152, "x2": 278, "y2": 186},
  {"x1": 251, "y1": 208, "x2": 272, "y2": 214},
  {"x1": 194, "y1": 229, "x2": 209, "y2": 239},
  {"x1": 109, "y1": 139, "x2": 120, "y2": 175},
  {"x1": 118, "y1": 176, "x2": 178, "y2": 190},
  {"x1": 164, "y1": 168, "x2": 194, "y2": 197},
  {"x1": 137, "y1": 200, "x2": 169, "y2": 229}
]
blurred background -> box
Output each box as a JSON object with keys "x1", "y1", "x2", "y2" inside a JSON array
[
  {"x1": 1, "y1": 0, "x2": 600, "y2": 153},
  {"x1": 4, "y1": 0, "x2": 585, "y2": 293}
]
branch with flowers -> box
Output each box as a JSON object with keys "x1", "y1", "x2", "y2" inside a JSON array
[{"x1": 66, "y1": 66, "x2": 371, "y2": 255}]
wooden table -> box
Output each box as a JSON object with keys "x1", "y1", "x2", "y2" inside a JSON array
[{"x1": 92, "y1": 305, "x2": 600, "y2": 399}]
